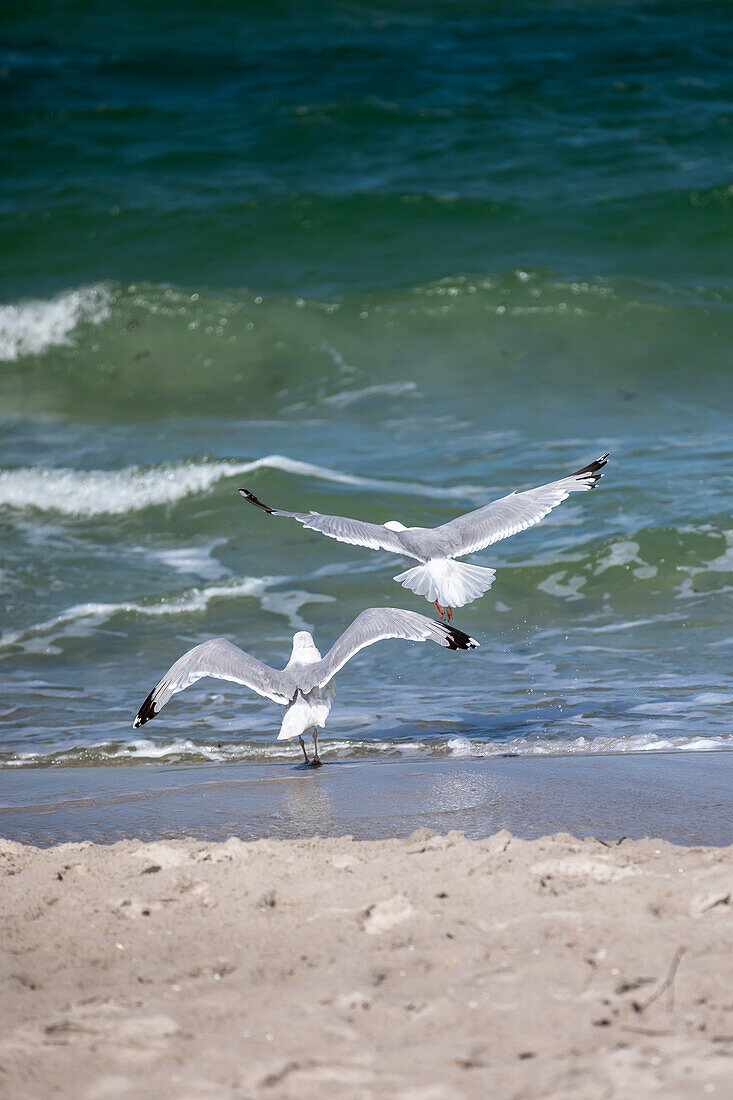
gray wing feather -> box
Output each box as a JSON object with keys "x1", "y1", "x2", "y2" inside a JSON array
[
  {"x1": 133, "y1": 638, "x2": 295, "y2": 726},
  {"x1": 300, "y1": 608, "x2": 479, "y2": 692},
  {"x1": 287, "y1": 512, "x2": 409, "y2": 553},
  {"x1": 238, "y1": 489, "x2": 407, "y2": 554},
  {"x1": 433, "y1": 455, "x2": 609, "y2": 558}
]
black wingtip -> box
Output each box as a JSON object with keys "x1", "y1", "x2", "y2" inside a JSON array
[
  {"x1": 439, "y1": 623, "x2": 480, "y2": 651},
  {"x1": 572, "y1": 452, "x2": 609, "y2": 485},
  {"x1": 238, "y1": 487, "x2": 275, "y2": 514},
  {"x1": 133, "y1": 689, "x2": 158, "y2": 728}
]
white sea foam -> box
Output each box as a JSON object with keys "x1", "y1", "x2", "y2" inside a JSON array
[
  {"x1": 537, "y1": 569, "x2": 587, "y2": 600},
  {"x1": 629, "y1": 691, "x2": 733, "y2": 714},
  {"x1": 593, "y1": 539, "x2": 657, "y2": 580},
  {"x1": 4, "y1": 731, "x2": 732, "y2": 767},
  {"x1": 145, "y1": 542, "x2": 229, "y2": 580},
  {"x1": 3, "y1": 737, "x2": 428, "y2": 766},
  {"x1": 260, "y1": 589, "x2": 334, "y2": 630},
  {"x1": 0, "y1": 284, "x2": 112, "y2": 361},
  {"x1": 321, "y1": 381, "x2": 419, "y2": 408},
  {"x1": 571, "y1": 615, "x2": 678, "y2": 634},
  {"x1": 707, "y1": 529, "x2": 733, "y2": 572},
  {"x1": 444, "y1": 732, "x2": 733, "y2": 758},
  {"x1": 0, "y1": 453, "x2": 479, "y2": 517},
  {"x1": 0, "y1": 576, "x2": 332, "y2": 652}
]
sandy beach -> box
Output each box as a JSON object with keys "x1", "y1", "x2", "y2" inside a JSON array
[{"x1": 2, "y1": 828, "x2": 733, "y2": 1099}]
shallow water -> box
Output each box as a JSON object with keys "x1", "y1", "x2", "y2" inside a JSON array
[
  {"x1": 3, "y1": 755, "x2": 733, "y2": 847},
  {"x1": 1, "y1": 2, "x2": 731, "y2": 768}
]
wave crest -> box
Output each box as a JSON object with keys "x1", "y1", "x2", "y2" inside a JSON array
[
  {"x1": 0, "y1": 576, "x2": 336, "y2": 652},
  {"x1": 0, "y1": 284, "x2": 112, "y2": 362},
  {"x1": 0, "y1": 453, "x2": 477, "y2": 517},
  {"x1": 5, "y1": 731, "x2": 732, "y2": 768}
]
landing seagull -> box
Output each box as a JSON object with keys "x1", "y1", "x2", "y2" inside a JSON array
[
  {"x1": 239, "y1": 454, "x2": 609, "y2": 622},
  {"x1": 133, "y1": 608, "x2": 478, "y2": 766}
]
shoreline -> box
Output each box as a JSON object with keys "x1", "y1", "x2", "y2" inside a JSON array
[
  {"x1": 2, "y1": 829, "x2": 732, "y2": 1098},
  {"x1": 1, "y1": 749, "x2": 732, "y2": 848}
]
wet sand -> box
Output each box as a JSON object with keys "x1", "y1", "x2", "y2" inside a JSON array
[
  {"x1": 2, "y1": 828, "x2": 733, "y2": 1099},
  {"x1": 1, "y1": 751, "x2": 733, "y2": 847}
]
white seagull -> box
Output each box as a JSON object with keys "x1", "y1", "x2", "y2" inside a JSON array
[
  {"x1": 133, "y1": 607, "x2": 478, "y2": 766},
  {"x1": 239, "y1": 454, "x2": 609, "y2": 622}
]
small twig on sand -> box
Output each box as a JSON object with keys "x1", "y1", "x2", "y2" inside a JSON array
[{"x1": 635, "y1": 946, "x2": 686, "y2": 1014}]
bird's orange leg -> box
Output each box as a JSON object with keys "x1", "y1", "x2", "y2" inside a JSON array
[
  {"x1": 446, "y1": 606, "x2": 454, "y2": 622},
  {"x1": 433, "y1": 600, "x2": 446, "y2": 621}
]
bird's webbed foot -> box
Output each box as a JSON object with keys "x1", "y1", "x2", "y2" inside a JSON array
[{"x1": 433, "y1": 600, "x2": 446, "y2": 621}]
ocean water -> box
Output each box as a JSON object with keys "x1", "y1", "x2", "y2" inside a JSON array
[{"x1": 1, "y1": 1, "x2": 731, "y2": 769}]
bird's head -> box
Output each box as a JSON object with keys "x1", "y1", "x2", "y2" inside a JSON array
[
  {"x1": 289, "y1": 631, "x2": 322, "y2": 667},
  {"x1": 383, "y1": 520, "x2": 407, "y2": 532}
]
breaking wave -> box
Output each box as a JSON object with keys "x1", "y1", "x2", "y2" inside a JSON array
[
  {"x1": 0, "y1": 284, "x2": 112, "y2": 361},
  {"x1": 4, "y1": 730, "x2": 732, "y2": 768},
  {"x1": 0, "y1": 453, "x2": 479, "y2": 517},
  {"x1": 0, "y1": 576, "x2": 335, "y2": 652}
]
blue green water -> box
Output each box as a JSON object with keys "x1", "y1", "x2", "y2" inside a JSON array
[{"x1": 1, "y1": 1, "x2": 731, "y2": 767}]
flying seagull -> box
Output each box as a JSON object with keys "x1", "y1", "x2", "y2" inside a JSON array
[
  {"x1": 133, "y1": 607, "x2": 478, "y2": 766},
  {"x1": 239, "y1": 454, "x2": 609, "y2": 622}
]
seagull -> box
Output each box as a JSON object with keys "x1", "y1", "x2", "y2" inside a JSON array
[
  {"x1": 239, "y1": 454, "x2": 609, "y2": 622},
  {"x1": 133, "y1": 607, "x2": 478, "y2": 766}
]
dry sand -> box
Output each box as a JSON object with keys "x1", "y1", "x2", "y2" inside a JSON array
[{"x1": 2, "y1": 830, "x2": 732, "y2": 1099}]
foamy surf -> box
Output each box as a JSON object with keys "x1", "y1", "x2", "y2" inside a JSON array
[
  {"x1": 0, "y1": 576, "x2": 333, "y2": 652},
  {"x1": 0, "y1": 284, "x2": 112, "y2": 362},
  {"x1": 1, "y1": 737, "x2": 430, "y2": 768},
  {"x1": 3, "y1": 731, "x2": 732, "y2": 768},
  {"x1": 0, "y1": 454, "x2": 480, "y2": 517},
  {"x1": 444, "y1": 732, "x2": 733, "y2": 757}
]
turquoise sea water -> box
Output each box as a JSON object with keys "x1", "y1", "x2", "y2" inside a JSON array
[{"x1": 1, "y1": 1, "x2": 731, "y2": 767}]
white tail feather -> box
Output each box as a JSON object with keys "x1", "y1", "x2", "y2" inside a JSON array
[
  {"x1": 278, "y1": 684, "x2": 334, "y2": 740},
  {"x1": 393, "y1": 559, "x2": 496, "y2": 608}
]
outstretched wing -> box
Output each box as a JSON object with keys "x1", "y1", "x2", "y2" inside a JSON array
[
  {"x1": 300, "y1": 607, "x2": 479, "y2": 692},
  {"x1": 133, "y1": 638, "x2": 295, "y2": 727},
  {"x1": 433, "y1": 454, "x2": 609, "y2": 558},
  {"x1": 238, "y1": 488, "x2": 408, "y2": 554}
]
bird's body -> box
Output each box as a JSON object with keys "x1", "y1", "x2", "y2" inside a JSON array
[
  {"x1": 385, "y1": 535, "x2": 497, "y2": 620},
  {"x1": 133, "y1": 608, "x2": 478, "y2": 765},
  {"x1": 239, "y1": 454, "x2": 608, "y2": 620},
  {"x1": 277, "y1": 631, "x2": 335, "y2": 744}
]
